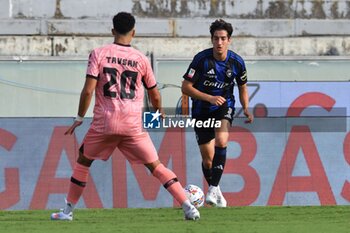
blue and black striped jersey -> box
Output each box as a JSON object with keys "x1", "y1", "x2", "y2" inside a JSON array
[{"x1": 183, "y1": 48, "x2": 247, "y2": 117}]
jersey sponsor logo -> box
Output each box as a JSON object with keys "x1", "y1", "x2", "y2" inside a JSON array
[
  {"x1": 240, "y1": 71, "x2": 247, "y2": 81},
  {"x1": 187, "y1": 68, "x2": 196, "y2": 78},
  {"x1": 203, "y1": 80, "x2": 229, "y2": 89}
]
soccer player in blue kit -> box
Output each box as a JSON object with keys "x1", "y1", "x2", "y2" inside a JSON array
[{"x1": 181, "y1": 19, "x2": 253, "y2": 207}]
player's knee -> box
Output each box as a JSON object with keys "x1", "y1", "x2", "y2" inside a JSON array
[
  {"x1": 202, "y1": 160, "x2": 212, "y2": 169},
  {"x1": 215, "y1": 138, "x2": 227, "y2": 148},
  {"x1": 77, "y1": 145, "x2": 94, "y2": 167},
  {"x1": 145, "y1": 160, "x2": 161, "y2": 173}
]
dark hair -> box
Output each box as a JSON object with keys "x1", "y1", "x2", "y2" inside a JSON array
[
  {"x1": 209, "y1": 19, "x2": 233, "y2": 38},
  {"x1": 113, "y1": 12, "x2": 135, "y2": 35}
]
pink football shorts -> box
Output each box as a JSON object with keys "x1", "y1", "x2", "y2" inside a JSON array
[{"x1": 80, "y1": 128, "x2": 158, "y2": 164}]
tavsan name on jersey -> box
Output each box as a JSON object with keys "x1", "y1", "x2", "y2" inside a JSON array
[
  {"x1": 106, "y1": 56, "x2": 138, "y2": 68},
  {"x1": 203, "y1": 80, "x2": 229, "y2": 89}
]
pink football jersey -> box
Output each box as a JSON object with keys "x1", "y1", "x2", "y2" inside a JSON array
[{"x1": 86, "y1": 43, "x2": 156, "y2": 135}]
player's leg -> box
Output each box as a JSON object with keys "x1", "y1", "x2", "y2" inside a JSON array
[
  {"x1": 195, "y1": 126, "x2": 217, "y2": 205},
  {"x1": 146, "y1": 161, "x2": 200, "y2": 220},
  {"x1": 195, "y1": 125, "x2": 215, "y2": 184},
  {"x1": 211, "y1": 119, "x2": 230, "y2": 207},
  {"x1": 198, "y1": 140, "x2": 218, "y2": 205},
  {"x1": 51, "y1": 129, "x2": 119, "y2": 220},
  {"x1": 212, "y1": 119, "x2": 229, "y2": 186},
  {"x1": 119, "y1": 133, "x2": 199, "y2": 220},
  {"x1": 51, "y1": 151, "x2": 93, "y2": 220},
  {"x1": 199, "y1": 140, "x2": 215, "y2": 185}
]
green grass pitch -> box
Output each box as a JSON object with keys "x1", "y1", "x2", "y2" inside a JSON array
[{"x1": 0, "y1": 206, "x2": 349, "y2": 233}]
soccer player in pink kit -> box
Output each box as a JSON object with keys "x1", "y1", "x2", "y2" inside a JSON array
[{"x1": 51, "y1": 12, "x2": 199, "y2": 221}]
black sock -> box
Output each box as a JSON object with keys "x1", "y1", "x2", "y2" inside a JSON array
[
  {"x1": 210, "y1": 146, "x2": 227, "y2": 186},
  {"x1": 201, "y1": 162, "x2": 212, "y2": 185}
]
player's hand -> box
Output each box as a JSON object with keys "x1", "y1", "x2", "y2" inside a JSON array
[
  {"x1": 243, "y1": 109, "x2": 254, "y2": 124},
  {"x1": 64, "y1": 120, "x2": 83, "y2": 135},
  {"x1": 209, "y1": 96, "x2": 226, "y2": 106}
]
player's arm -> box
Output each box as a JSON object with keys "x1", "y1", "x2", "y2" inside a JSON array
[
  {"x1": 181, "y1": 80, "x2": 226, "y2": 106},
  {"x1": 147, "y1": 86, "x2": 164, "y2": 116},
  {"x1": 65, "y1": 76, "x2": 97, "y2": 135},
  {"x1": 238, "y1": 83, "x2": 253, "y2": 123},
  {"x1": 77, "y1": 76, "x2": 97, "y2": 118}
]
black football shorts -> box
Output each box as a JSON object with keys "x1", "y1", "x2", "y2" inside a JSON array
[{"x1": 193, "y1": 106, "x2": 235, "y2": 145}]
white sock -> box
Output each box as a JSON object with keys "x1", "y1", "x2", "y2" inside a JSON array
[
  {"x1": 181, "y1": 200, "x2": 192, "y2": 211},
  {"x1": 63, "y1": 201, "x2": 75, "y2": 214}
]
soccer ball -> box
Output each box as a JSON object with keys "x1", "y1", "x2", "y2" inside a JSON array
[{"x1": 184, "y1": 184, "x2": 205, "y2": 208}]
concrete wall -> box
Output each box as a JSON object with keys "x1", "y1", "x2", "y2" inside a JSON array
[
  {"x1": 0, "y1": 0, "x2": 350, "y2": 57},
  {"x1": 3, "y1": 0, "x2": 350, "y2": 19},
  {"x1": 1, "y1": 36, "x2": 349, "y2": 57}
]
